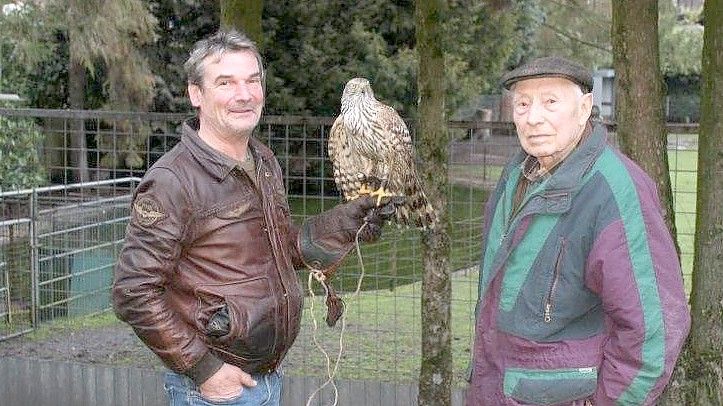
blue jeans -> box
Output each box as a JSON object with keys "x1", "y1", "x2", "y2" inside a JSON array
[{"x1": 163, "y1": 368, "x2": 283, "y2": 406}]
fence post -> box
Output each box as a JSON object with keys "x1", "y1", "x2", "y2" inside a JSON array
[{"x1": 29, "y1": 188, "x2": 39, "y2": 328}]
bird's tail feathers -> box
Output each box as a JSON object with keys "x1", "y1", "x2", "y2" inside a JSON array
[{"x1": 395, "y1": 181, "x2": 438, "y2": 230}]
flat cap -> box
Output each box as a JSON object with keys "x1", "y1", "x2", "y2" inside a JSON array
[{"x1": 501, "y1": 56, "x2": 593, "y2": 93}]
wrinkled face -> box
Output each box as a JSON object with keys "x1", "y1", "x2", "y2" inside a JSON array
[
  {"x1": 511, "y1": 77, "x2": 592, "y2": 167},
  {"x1": 188, "y1": 50, "x2": 264, "y2": 139}
]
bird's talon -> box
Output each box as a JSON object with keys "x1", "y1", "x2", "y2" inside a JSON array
[
  {"x1": 370, "y1": 187, "x2": 395, "y2": 206},
  {"x1": 357, "y1": 184, "x2": 374, "y2": 196}
]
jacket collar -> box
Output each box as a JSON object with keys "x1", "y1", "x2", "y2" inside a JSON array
[
  {"x1": 181, "y1": 118, "x2": 274, "y2": 182},
  {"x1": 510, "y1": 123, "x2": 607, "y2": 196},
  {"x1": 543, "y1": 123, "x2": 607, "y2": 195}
]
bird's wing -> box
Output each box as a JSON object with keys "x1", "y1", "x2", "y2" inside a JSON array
[
  {"x1": 378, "y1": 104, "x2": 413, "y2": 150},
  {"x1": 329, "y1": 116, "x2": 365, "y2": 201},
  {"x1": 376, "y1": 104, "x2": 416, "y2": 190},
  {"x1": 376, "y1": 103, "x2": 438, "y2": 229}
]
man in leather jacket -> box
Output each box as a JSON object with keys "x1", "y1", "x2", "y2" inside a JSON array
[{"x1": 112, "y1": 29, "x2": 396, "y2": 406}]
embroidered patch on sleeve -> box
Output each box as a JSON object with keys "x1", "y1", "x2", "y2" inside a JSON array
[{"x1": 133, "y1": 196, "x2": 166, "y2": 227}]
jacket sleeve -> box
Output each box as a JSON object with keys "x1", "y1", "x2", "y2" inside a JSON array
[
  {"x1": 585, "y1": 187, "x2": 690, "y2": 405},
  {"x1": 288, "y1": 221, "x2": 305, "y2": 269},
  {"x1": 112, "y1": 168, "x2": 223, "y2": 384}
]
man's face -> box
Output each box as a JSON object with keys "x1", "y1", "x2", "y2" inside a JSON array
[
  {"x1": 511, "y1": 77, "x2": 592, "y2": 166},
  {"x1": 188, "y1": 50, "x2": 264, "y2": 140}
]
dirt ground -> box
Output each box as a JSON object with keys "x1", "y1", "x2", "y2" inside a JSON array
[{"x1": 0, "y1": 318, "x2": 163, "y2": 369}]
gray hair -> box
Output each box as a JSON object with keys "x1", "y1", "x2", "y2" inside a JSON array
[{"x1": 184, "y1": 29, "x2": 264, "y2": 89}]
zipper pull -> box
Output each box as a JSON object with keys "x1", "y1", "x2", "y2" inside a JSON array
[{"x1": 544, "y1": 303, "x2": 552, "y2": 323}]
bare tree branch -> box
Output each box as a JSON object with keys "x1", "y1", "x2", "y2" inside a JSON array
[
  {"x1": 545, "y1": 0, "x2": 612, "y2": 26},
  {"x1": 542, "y1": 22, "x2": 612, "y2": 53}
]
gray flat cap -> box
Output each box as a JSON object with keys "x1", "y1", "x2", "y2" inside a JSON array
[{"x1": 501, "y1": 56, "x2": 593, "y2": 93}]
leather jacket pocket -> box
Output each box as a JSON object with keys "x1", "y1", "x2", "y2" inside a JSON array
[
  {"x1": 215, "y1": 199, "x2": 257, "y2": 221},
  {"x1": 503, "y1": 366, "x2": 597, "y2": 405},
  {"x1": 195, "y1": 277, "x2": 278, "y2": 361}
]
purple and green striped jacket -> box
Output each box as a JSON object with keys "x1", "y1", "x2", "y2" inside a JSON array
[{"x1": 466, "y1": 124, "x2": 690, "y2": 405}]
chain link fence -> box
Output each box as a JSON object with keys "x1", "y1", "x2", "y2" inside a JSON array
[{"x1": 0, "y1": 108, "x2": 698, "y2": 394}]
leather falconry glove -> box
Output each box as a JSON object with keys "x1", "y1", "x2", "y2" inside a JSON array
[{"x1": 298, "y1": 194, "x2": 405, "y2": 326}]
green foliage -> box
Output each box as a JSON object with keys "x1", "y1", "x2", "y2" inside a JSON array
[
  {"x1": 2, "y1": 0, "x2": 707, "y2": 117},
  {"x1": 533, "y1": 0, "x2": 612, "y2": 68},
  {"x1": 0, "y1": 3, "x2": 55, "y2": 100},
  {"x1": 146, "y1": 0, "x2": 220, "y2": 112},
  {"x1": 0, "y1": 115, "x2": 46, "y2": 190},
  {"x1": 658, "y1": 4, "x2": 704, "y2": 76},
  {"x1": 63, "y1": 0, "x2": 158, "y2": 110},
  {"x1": 263, "y1": 0, "x2": 528, "y2": 117},
  {"x1": 533, "y1": 0, "x2": 703, "y2": 75},
  {"x1": 0, "y1": 0, "x2": 157, "y2": 110},
  {"x1": 262, "y1": 1, "x2": 418, "y2": 116},
  {"x1": 443, "y1": 1, "x2": 530, "y2": 113},
  {"x1": 508, "y1": 0, "x2": 545, "y2": 66},
  {"x1": 4, "y1": 1, "x2": 534, "y2": 117},
  {"x1": 139, "y1": 1, "x2": 531, "y2": 116}
]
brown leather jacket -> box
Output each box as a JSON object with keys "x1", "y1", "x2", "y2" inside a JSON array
[{"x1": 112, "y1": 119, "x2": 305, "y2": 384}]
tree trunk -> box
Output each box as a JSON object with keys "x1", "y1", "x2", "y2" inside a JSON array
[
  {"x1": 611, "y1": 0, "x2": 677, "y2": 246},
  {"x1": 660, "y1": 0, "x2": 723, "y2": 404},
  {"x1": 220, "y1": 0, "x2": 263, "y2": 49},
  {"x1": 416, "y1": 1, "x2": 452, "y2": 405},
  {"x1": 67, "y1": 53, "x2": 89, "y2": 183}
]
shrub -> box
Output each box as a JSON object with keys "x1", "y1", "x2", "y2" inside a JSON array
[{"x1": 0, "y1": 115, "x2": 46, "y2": 191}]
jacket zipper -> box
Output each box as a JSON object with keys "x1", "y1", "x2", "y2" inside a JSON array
[
  {"x1": 544, "y1": 238, "x2": 565, "y2": 323},
  {"x1": 257, "y1": 156, "x2": 293, "y2": 351}
]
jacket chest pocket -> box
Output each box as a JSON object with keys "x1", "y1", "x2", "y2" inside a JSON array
[
  {"x1": 195, "y1": 277, "x2": 279, "y2": 362},
  {"x1": 192, "y1": 197, "x2": 265, "y2": 241},
  {"x1": 214, "y1": 193, "x2": 262, "y2": 221},
  {"x1": 503, "y1": 366, "x2": 597, "y2": 405}
]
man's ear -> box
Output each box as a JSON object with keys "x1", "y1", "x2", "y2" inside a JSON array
[
  {"x1": 188, "y1": 84, "x2": 202, "y2": 108},
  {"x1": 578, "y1": 92, "x2": 593, "y2": 125}
]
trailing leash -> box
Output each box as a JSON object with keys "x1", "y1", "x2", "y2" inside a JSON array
[{"x1": 305, "y1": 221, "x2": 370, "y2": 406}]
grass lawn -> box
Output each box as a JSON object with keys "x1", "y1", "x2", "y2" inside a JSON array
[
  {"x1": 288, "y1": 184, "x2": 488, "y2": 293},
  {"x1": 449, "y1": 163, "x2": 504, "y2": 183},
  {"x1": 668, "y1": 148, "x2": 698, "y2": 294},
  {"x1": 284, "y1": 269, "x2": 478, "y2": 387}
]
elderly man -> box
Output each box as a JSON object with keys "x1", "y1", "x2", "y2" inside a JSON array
[
  {"x1": 466, "y1": 56, "x2": 690, "y2": 405},
  {"x1": 112, "y1": 29, "x2": 395, "y2": 406}
]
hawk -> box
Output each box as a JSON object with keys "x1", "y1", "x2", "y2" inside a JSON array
[{"x1": 328, "y1": 78, "x2": 438, "y2": 229}]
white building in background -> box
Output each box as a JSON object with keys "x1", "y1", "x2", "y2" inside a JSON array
[
  {"x1": 592, "y1": 69, "x2": 615, "y2": 120},
  {"x1": 2, "y1": 3, "x2": 24, "y2": 15},
  {"x1": 674, "y1": 0, "x2": 704, "y2": 11}
]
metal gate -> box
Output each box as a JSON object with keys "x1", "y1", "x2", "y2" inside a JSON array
[{"x1": 0, "y1": 177, "x2": 139, "y2": 341}]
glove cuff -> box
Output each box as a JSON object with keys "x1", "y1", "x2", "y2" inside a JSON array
[{"x1": 297, "y1": 218, "x2": 354, "y2": 271}]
